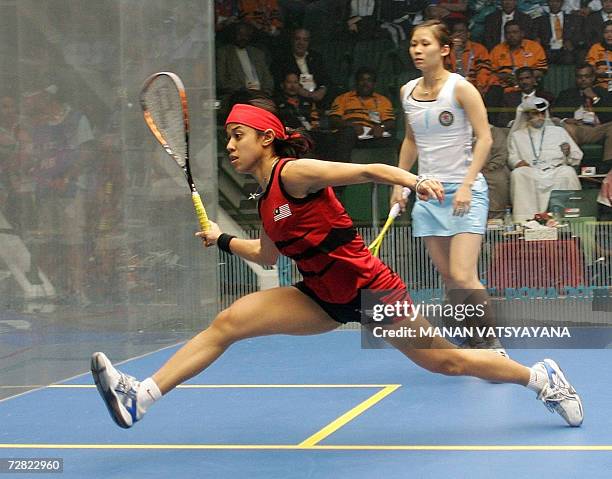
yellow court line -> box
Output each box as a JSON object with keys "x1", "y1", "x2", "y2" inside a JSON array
[
  {"x1": 1, "y1": 444, "x2": 611, "y2": 451},
  {"x1": 23, "y1": 384, "x2": 399, "y2": 389},
  {"x1": 298, "y1": 385, "x2": 401, "y2": 448}
]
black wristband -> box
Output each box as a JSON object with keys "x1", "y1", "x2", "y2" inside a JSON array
[{"x1": 217, "y1": 233, "x2": 236, "y2": 255}]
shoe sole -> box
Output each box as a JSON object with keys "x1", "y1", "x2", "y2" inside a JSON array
[
  {"x1": 543, "y1": 358, "x2": 584, "y2": 427},
  {"x1": 90, "y1": 352, "x2": 131, "y2": 429}
]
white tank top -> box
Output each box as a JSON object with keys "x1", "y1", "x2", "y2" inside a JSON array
[{"x1": 402, "y1": 73, "x2": 479, "y2": 183}]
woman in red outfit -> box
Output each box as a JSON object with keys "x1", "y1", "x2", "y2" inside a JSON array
[{"x1": 91, "y1": 100, "x2": 583, "y2": 430}]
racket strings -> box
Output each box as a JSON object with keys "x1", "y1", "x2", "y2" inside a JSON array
[{"x1": 142, "y1": 77, "x2": 188, "y2": 167}]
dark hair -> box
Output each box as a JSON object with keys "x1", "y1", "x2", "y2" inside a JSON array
[
  {"x1": 515, "y1": 66, "x2": 534, "y2": 77},
  {"x1": 281, "y1": 70, "x2": 301, "y2": 81},
  {"x1": 354, "y1": 66, "x2": 377, "y2": 82},
  {"x1": 503, "y1": 20, "x2": 521, "y2": 32},
  {"x1": 575, "y1": 62, "x2": 594, "y2": 74},
  {"x1": 228, "y1": 96, "x2": 313, "y2": 158},
  {"x1": 411, "y1": 19, "x2": 451, "y2": 48}
]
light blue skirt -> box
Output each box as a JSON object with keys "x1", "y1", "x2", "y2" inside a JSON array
[{"x1": 412, "y1": 176, "x2": 489, "y2": 237}]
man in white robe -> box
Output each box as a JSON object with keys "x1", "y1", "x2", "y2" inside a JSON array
[{"x1": 508, "y1": 96, "x2": 583, "y2": 222}]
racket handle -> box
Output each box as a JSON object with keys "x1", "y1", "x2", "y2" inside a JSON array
[
  {"x1": 388, "y1": 187, "x2": 412, "y2": 219},
  {"x1": 192, "y1": 191, "x2": 210, "y2": 232}
]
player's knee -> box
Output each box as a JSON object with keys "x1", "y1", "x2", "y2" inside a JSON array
[
  {"x1": 448, "y1": 270, "x2": 476, "y2": 288},
  {"x1": 209, "y1": 308, "x2": 241, "y2": 346},
  {"x1": 428, "y1": 351, "x2": 466, "y2": 376}
]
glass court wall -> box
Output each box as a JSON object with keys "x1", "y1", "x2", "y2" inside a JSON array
[{"x1": 0, "y1": 0, "x2": 217, "y2": 399}]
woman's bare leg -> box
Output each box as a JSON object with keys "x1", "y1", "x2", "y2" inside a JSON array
[{"x1": 153, "y1": 286, "x2": 339, "y2": 394}]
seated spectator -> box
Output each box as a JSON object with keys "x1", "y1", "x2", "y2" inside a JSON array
[
  {"x1": 215, "y1": 0, "x2": 241, "y2": 44},
  {"x1": 271, "y1": 28, "x2": 331, "y2": 107},
  {"x1": 216, "y1": 22, "x2": 274, "y2": 108},
  {"x1": 483, "y1": 125, "x2": 512, "y2": 218},
  {"x1": 329, "y1": 67, "x2": 397, "y2": 151},
  {"x1": 24, "y1": 82, "x2": 95, "y2": 305},
  {"x1": 274, "y1": 71, "x2": 354, "y2": 162},
  {"x1": 534, "y1": 0, "x2": 585, "y2": 65},
  {"x1": 555, "y1": 62, "x2": 612, "y2": 166},
  {"x1": 487, "y1": 21, "x2": 548, "y2": 123},
  {"x1": 586, "y1": 20, "x2": 612, "y2": 90},
  {"x1": 275, "y1": 71, "x2": 319, "y2": 130},
  {"x1": 483, "y1": 0, "x2": 533, "y2": 51},
  {"x1": 508, "y1": 97, "x2": 583, "y2": 221},
  {"x1": 0, "y1": 94, "x2": 34, "y2": 234},
  {"x1": 238, "y1": 0, "x2": 283, "y2": 38},
  {"x1": 584, "y1": 0, "x2": 612, "y2": 48},
  {"x1": 496, "y1": 66, "x2": 555, "y2": 127},
  {"x1": 446, "y1": 20, "x2": 491, "y2": 96}
]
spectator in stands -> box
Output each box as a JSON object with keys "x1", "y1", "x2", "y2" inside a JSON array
[
  {"x1": 483, "y1": 0, "x2": 533, "y2": 51},
  {"x1": 584, "y1": 0, "x2": 612, "y2": 48},
  {"x1": 496, "y1": 66, "x2": 555, "y2": 127},
  {"x1": 275, "y1": 71, "x2": 354, "y2": 163},
  {"x1": 483, "y1": 126, "x2": 512, "y2": 219},
  {"x1": 275, "y1": 71, "x2": 320, "y2": 131},
  {"x1": 587, "y1": 20, "x2": 612, "y2": 90},
  {"x1": 487, "y1": 21, "x2": 548, "y2": 124},
  {"x1": 329, "y1": 67, "x2": 397, "y2": 151},
  {"x1": 555, "y1": 62, "x2": 612, "y2": 166},
  {"x1": 0, "y1": 94, "x2": 34, "y2": 234},
  {"x1": 24, "y1": 83, "x2": 95, "y2": 305},
  {"x1": 446, "y1": 20, "x2": 491, "y2": 96},
  {"x1": 272, "y1": 28, "x2": 331, "y2": 107},
  {"x1": 215, "y1": 0, "x2": 241, "y2": 44},
  {"x1": 238, "y1": 0, "x2": 283, "y2": 39},
  {"x1": 508, "y1": 96, "x2": 582, "y2": 221},
  {"x1": 216, "y1": 22, "x2": 274, "y2": 108},
  {"x1": 534, "y1": 0, "x2": 585, "y2": 64}
]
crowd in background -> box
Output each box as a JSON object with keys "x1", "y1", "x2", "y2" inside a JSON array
[
  {"x1": 214, "y1": 0, "x2": 612, "y2": 220},
  {"x1": 1, "y1": 0, "x2": 612, "y2": 307}
]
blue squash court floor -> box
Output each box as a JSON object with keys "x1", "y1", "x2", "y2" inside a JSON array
[{"x1": 1, "y1": 331, "x2": 611, "y2": 478}]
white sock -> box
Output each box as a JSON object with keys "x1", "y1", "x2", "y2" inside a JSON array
[
  {"x1": 526, "y1": 366, "x2": 548, "y2": 393},
  {"x1": 137, "y1": 377, "x2": 162, "y2": 414}
]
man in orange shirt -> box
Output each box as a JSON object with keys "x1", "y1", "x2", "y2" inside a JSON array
[
  {"x1": 446, "y1": 20, "x2": 491, "y2": 96},
  {"x1": 329, "y1": 67, "x2": 396, "y2": 150},
  {"x1": 586, "y1": 20, "x2": 612, "y2": 91},
  {"x1": 487, "y1": 20, "x2": 548, "y2": 123}
]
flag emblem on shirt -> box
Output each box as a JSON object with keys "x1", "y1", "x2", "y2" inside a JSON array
[
  {"x1": 273, "y1": 204, "x2": 292, "y2": 222},
  {"x1": 439, "y1": 111, "x2": 454, "y2": 126}
]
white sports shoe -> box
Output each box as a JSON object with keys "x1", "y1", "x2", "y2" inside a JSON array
[
  {"x1": 91, "y1": 352, "x2": 142, "y2": 429},
  {"x1": 533, "y1": 359, "x2": 584, "y2": 427}
]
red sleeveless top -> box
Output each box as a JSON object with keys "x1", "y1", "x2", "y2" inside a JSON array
[{"x1": 258, "y1": 158, "x2": 398, "y2": 304}]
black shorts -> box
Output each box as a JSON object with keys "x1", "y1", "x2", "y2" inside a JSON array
[
  {"x1": 294, "y1": 269, "x2": 411, "y2": 325},
  {"x1": 294, "y1": 281, "x2": 362, "y2": 324}
]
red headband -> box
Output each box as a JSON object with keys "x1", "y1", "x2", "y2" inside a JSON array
[{"x1": 225, "y1": 104, "x2": 289, "y2": 140}]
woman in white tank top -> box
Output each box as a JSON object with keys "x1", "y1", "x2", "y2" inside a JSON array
[{"x1": 392, "y1": 20, "x2": 503, "y2": 352}]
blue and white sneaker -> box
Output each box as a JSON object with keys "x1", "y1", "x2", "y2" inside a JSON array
[
  {"x1": 91, "y1": 352, "x2": 142, "y2": 429},
  {"x1": 533, "y1": 359, "x2": 583, "y2": 427}
]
